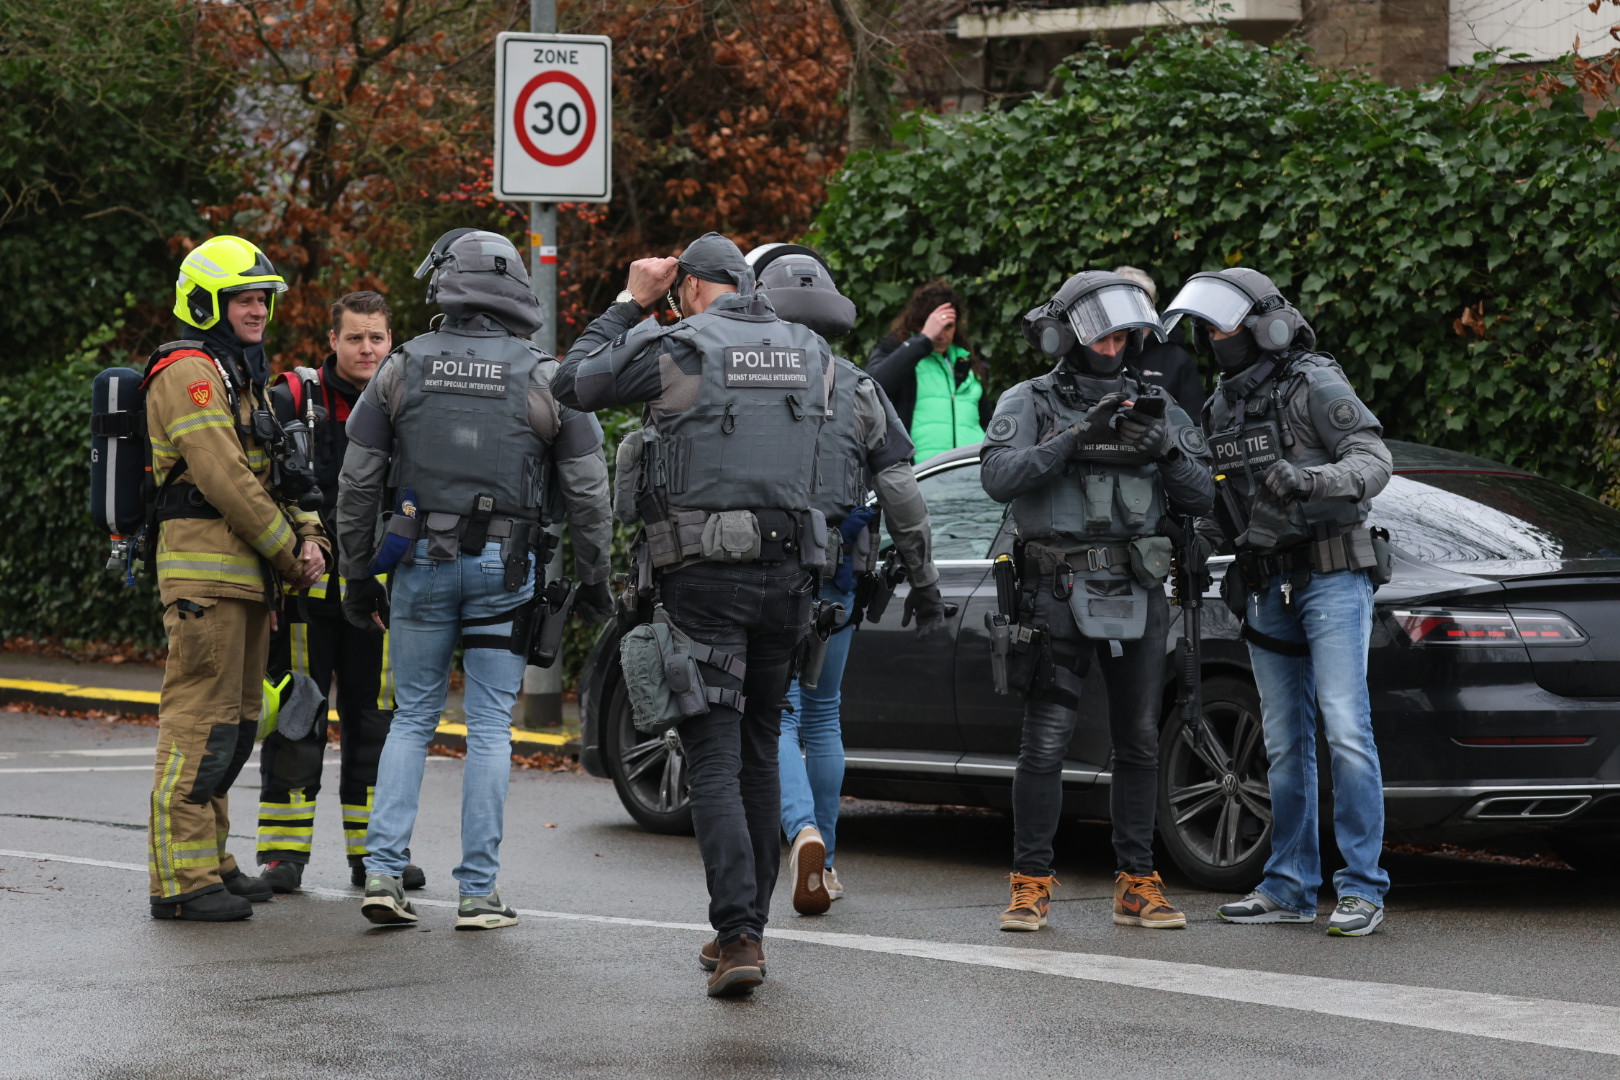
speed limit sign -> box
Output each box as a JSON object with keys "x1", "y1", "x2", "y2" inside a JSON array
[{"x1": 494, "y1": 32, "x2": 611, "y2": 203}]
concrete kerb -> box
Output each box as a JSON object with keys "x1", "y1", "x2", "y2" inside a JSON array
[{"x1": 0, "y1": 655, "x2": 580, "y2": 759}]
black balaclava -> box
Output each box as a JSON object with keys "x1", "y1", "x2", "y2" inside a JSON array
[
  {"x1": 194, "y1": 302, "x2": 268, "y2": 387},
  {"x1": 1209, "y1": 326, "x2": 1260, "y2": 375}
]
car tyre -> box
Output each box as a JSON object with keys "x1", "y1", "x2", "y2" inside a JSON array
[
  {"x1": 601, "y1": 677, "x2": 694, "y2": 835},
  {"x1": 1157, "y1": 674, "x2": 1273, "y2": 892}
]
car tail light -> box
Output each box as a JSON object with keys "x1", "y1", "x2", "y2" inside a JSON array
[{"x1": 1391, "y1": 608, "x2": 1588, "y2": 646}]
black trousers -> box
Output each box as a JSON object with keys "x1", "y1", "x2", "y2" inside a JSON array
[
  {"x1": 660, "y1": 559, "x2": 815, "y2": 944},
  {"x1": 256, "y1": 603, "x2": 394, "y2": 864},
  {"x1": 1012, "y1": 584, "x2": 1168, "y2": 877}
]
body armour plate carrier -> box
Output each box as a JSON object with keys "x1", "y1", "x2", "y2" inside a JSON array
[
  {"x1": 811, "y1": 360, "x2": 870, "y2": 525},
  {"x1": 1206, "y1": 355, "x2": 1367, "y2": 548},
  {"x1": 1010, "y1": 374, "x2": 1166, "y2": 543},
  {"x1": 389, "y1": 330, "x2": 548, "y2": 520},
  {"x1": 646, "y1": 310, "x2": 826, "y2": 513}
]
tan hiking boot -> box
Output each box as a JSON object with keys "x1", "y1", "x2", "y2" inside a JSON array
[
  {"x1": 706, "y1": 933, "x2": 765, "y2": 997},
  {"x1": 1113, "y1": 870, "x2": 1187, "y2": 929},
  {"x1": 999, "y1": 872, "x2": 1058, "y2": 931}
]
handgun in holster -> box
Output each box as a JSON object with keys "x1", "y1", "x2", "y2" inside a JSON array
[
  {"x1": 510, "y1": 577, "x2": 577, "y2": 668},
  {"x1": 861, "y1": 547, "x2": 908, "y2": 624},
  {"x1": 986, "y1": 552, "x2": 1020, "y2": 695},
  {"x1": 799, "y1": 597, "x2": 849, "y2": 690}
]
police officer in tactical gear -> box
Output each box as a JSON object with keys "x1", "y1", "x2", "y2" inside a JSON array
[
  {"x1": 553, "y1": 232, "x2": 833, "y2": 997},
  {"x1": 980, "y1": 270, "x2": 1214, "y2": 933},
  {"x1": 146, "y1": 235, "x2": 329, "y2": 922},
  {"x1": 336, "y1": 229, "x2": 612, "y2": 930},
  {"x1": 255, "y1": 291, "x2": 427, "y2": 895},
  {"x1": 744, "y1": 243, "x2": 947, "y2": 919},
  {"x1": 1162, "y1": 267, "x2": 1392, "y2": 936}
]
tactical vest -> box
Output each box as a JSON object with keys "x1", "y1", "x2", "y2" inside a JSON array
[
  {"x1": 1010, "y1": 372, "x2": 1166, "y2": 543},
  {"x1": 389, "y1": 329, "x2": 548, "y2": 521},
  {"x1": 812, "y1": 359, "x2": 870, "y2": 525},
  {"x1": 1205, "y1": 354, "x2": 1369, "y2": 549},
  {"x1": 646, "y1": 308, "x2": 826, "y2": 514},
  {"x1": 911, "y1": 345, "x2": 983, "y2": 462}
]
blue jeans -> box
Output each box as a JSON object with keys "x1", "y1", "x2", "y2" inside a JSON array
[
  {"x1": 1246, "y1": 567, "x2": 1389, "y2": 914},
  {"x1": 365, "y1": 539, "x2": 531, "y2": 896},
  {"x1": 780, "y1": 580, "x2": 858, "y2": 866}
]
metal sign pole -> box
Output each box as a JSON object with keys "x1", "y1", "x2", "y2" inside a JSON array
[{"x1": 522, "y1": 0, "x2": 564, "y2": 730}]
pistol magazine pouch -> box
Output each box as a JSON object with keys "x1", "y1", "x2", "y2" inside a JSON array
[{"x1": 619, "y1": 606, "x2": 747, "y2": 734}]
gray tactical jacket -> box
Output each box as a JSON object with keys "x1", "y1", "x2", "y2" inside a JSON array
[
  {"x1": 981, "y1": 367, "x2": 1214, "y2": 538},
  {"x1": 335, "y1": 316, "x2": 613, "y2": 585}
]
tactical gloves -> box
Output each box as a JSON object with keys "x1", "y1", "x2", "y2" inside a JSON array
[
  {"x1": 1115, "y1": 413, "x2": 1174, "y2": 459},
  {"x1": 574, "y1": 580, "x2": 615, "y2": 625},
  {"x1": 1263, "y1": 459, "x2": 1315, "y2": 500},
  {"x1": 342, "y1": 576, "x2": 389, "y2": 633},
  {"x1": 901, "y1": 581, "x2": 948, "y2": 639},
  {"x1": 1066, "y1": 392, "x2": 1128, "y2": 448}
]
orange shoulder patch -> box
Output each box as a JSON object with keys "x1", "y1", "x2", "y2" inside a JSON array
[{"x1": 187, "y1": 381, "x2": 213, "y2": 408}]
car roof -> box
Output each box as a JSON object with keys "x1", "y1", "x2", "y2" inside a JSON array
[{"x1": 919, "y1": 440, "x2": 1540, "y2": 479}]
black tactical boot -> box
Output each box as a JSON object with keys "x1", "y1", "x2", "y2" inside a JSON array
[
  {"x1": 258, "y1": 860, "x2": 304, "y2": 894},
  {"x1": 220, "y1": 867, "x2": 274, "y2": 902},
  {"x1": 150, "y1": 889, "x2": 253, "y2": 922}
]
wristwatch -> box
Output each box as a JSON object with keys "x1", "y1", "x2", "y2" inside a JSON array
[{"x1": 614, "y1": 289, "x2": 644, "y2": 313}]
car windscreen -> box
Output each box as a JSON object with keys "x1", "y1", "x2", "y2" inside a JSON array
[
  {"x1": 1373, "y1": 471, "x2": 1620, "y2": 562},
  {"x1": 879, "y1": 460, "x2": 1005, "y2": 561}
]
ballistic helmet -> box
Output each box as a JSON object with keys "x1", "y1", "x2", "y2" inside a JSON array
[
  {"x1": 419, "y1": 229, "x2": 542, "y2": 337},
  {"x1": 1021, "y1": 271, "x2": 1165, "y2": 359},
  {"x1": 1160, "y1": 268, "x2": 1314, "y2": 354},
  {"x1": 745, "y1": 243, "x2": 857, "y2": 339},
  {"x1": 173, "y1": 236, "x2": 288, "y2": 331}
]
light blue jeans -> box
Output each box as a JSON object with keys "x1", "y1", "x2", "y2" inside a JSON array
[
  {"x1": 1245, "y1": 567, "x2": 1389, "y2": 914},
  {"x1": 779, "y1": 581, "x2": 857, "y2": 867},
  {"x1": 365, "y1": 539, "x2": 531, "y2": 896}
]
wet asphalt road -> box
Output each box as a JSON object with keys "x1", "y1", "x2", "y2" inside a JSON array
[{"x1": 2, "y1": 709, "x2": 1618, "y2": 1080}]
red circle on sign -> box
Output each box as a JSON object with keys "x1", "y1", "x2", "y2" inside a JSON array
[{"x1": 513, "y1": 71, "x2": 596, "y2": 167}]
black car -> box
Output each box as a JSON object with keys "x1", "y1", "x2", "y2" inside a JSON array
[{"x1": 577, "y1": 441, "x2": 1620, "y2": 888}]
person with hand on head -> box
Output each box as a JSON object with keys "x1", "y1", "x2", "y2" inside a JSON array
[
  {"x1": 745, "y1": 243, "x2": 947, "y2": 918},
  {"x1": 254, "y1": 291, "x2": 431, "y2": 896},
  {"x1": 145, "y1": 235, "x2": 330, "y2": 922},
  {"x1": 867, "y1": 279, "x2": 989, "y2": 461},
  {"x1": 336, "y1": 228, "x2": 612, "y2": 932},
  {"x1": 979, "y1": 270, "x2": 1213, "y2": 934},
  {"x1": 1162, "y1": 267, "x2": 1391, "y2": 937},
  {"x1": 553, "y1": 232, "x2": 833, "y2": 998}
]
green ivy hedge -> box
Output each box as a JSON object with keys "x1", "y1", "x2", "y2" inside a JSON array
[{"x1": 812, "y1": 29, "x2": 1620, "y2": 499}]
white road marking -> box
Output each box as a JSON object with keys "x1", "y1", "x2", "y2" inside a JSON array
[
  {"x1": 5, "y1": 846, "x2": 1618, "y2": 1058},
  {"x1": 0, "y1": 765, "x2": 154, "y2": 774}
]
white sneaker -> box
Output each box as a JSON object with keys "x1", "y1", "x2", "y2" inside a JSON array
[
  {"x1": 1327, "y1": 896, "x2": 1385, "y2": 937},
  {"x1": 824, "y1": 865, "x2": 844, "y2": 901},
  {"x1": 1216, "y1": 890, "x2": 1315, "y2": 923},
  {"x1": 789, "y1": 826, "x2": 830, "y2": 915}
]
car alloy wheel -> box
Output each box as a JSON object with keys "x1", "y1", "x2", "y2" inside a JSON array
[
  {"x1": 602, "y1": 678, "x2": 694, "y2": 835},
  {"x1": 1157, "y1": 674, "x2": 1272, "y2": 891}
]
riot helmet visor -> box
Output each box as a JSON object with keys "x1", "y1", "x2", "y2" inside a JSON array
[
  {"x1": 1160, "y1": 274, "x2": 1256, "y2": 336},
  {"x1": 1065, "y1": 283, "x2": 1165, "y2": 347}
]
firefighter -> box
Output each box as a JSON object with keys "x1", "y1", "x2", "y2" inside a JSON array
[{"x1": 146, "y1": 235, "x2": 328, "y2": 922}]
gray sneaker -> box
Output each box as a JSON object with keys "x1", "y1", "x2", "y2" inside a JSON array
[
  {"x1": 1217, "y1": 890, "x2": 1315, "y2": 923},
  {"x1": 455, "y1": 890, "x2": 518, "y2": 931},
  {"x1": 361, "y1": 873, "x2": 417, "y2": 925},
  {"x1": 1327, "y1": 896, "x2": 1385, "y2": 937}
]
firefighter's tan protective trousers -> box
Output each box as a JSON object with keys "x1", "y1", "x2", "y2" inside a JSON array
[{"x1": 148, "y1": 596, "x2": 269, "y2": 901}]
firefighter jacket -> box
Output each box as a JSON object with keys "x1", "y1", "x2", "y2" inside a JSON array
[{"x1": 143, "y1": 340, "x2": 328, "y2": 606}]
